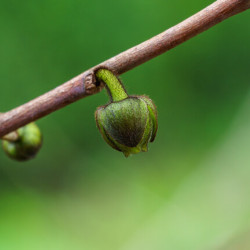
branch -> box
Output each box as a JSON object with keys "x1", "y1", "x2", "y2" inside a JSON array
[{"x1": 0, "y1": 0, "x2": 249, "y2": 137}]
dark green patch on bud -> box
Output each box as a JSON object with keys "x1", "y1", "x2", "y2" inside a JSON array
[
  {"x1": 2, "y1": 123, "x2": 42, "y2": 161},
  {"x1": 95, "y1": 68, "x2": 158, "y2": 157}
]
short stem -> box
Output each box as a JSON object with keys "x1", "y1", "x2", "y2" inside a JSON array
[
  {"x1": 95, "y1": 69, "x2": 128, "y2": 102},
  {"x1": 0, "y1": 113, "x2": 19, "y2": 142},
  {"x1": 1, "y1": 131, "x2": 19, "y2": 142}
]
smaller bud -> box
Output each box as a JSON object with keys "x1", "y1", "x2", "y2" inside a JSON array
[
  {"x1": 2, "y1": 123, "x2": 42, "y2": 161},
  {"x1": 95, "y1": 68, "x2": 158, "y2": 157}
]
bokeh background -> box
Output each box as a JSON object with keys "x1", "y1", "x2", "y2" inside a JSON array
[{"x1": 0, "y1": 0, "x2": 249, "y2": 249}]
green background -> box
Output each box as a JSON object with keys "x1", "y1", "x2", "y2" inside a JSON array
[{"x1": 0, "y1": 0, "x2": 249, "y2": 249}]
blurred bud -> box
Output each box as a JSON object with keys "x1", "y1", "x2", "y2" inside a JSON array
[{"x1": 2, "y1": 123, "x2": 42, "y2": 161}]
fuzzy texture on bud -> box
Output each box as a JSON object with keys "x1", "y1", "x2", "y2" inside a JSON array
[
  {"x1": 95, "y1": 68, "x2": 158, "y2": 157},
  {"x1": 2, "y1": 123, "x2": 42, "y2": 161}
]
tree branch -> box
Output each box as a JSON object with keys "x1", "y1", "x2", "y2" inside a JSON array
[{"x1": 0, "y1": 0, "x2": 249, "y2": 137}]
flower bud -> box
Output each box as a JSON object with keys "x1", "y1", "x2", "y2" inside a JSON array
[
  {"x1": 2, "y1": 123, "x2": 42, "y2": 161},
  {"x1": 95, "y1": 68, "x2": 158, "y2": 157},
  {"x1": 95, "y1": 96, "x2": 157, "y2": 157}
]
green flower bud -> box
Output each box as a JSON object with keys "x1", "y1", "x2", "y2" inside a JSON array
[
  {"x1": 2, "y1": 123, "x2": 42, "y2": 161},
  {"x1": 95, "y1": 68, "x2": 158, "y2": 157}
]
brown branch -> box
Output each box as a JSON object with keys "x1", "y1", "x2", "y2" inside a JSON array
[{"x1": 0, "y1": 0, "x2": 249, "y2": 137}]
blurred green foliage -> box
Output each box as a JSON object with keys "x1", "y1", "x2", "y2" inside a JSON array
[{"x1": 0, "y1": 0, "x2": 249, "y2": 249}]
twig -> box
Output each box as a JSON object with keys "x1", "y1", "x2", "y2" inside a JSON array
[{"x1": 0, "y1": 0, "x2": 249, "y2": 137}]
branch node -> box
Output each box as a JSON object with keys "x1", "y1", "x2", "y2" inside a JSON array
[{"x1": 84, "y1": 72, "x2": 103, "y2": 95}]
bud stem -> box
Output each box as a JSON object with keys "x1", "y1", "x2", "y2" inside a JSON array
[
  {"x1": 95, "y1": 69, "x2": 128, "y2": 102},
  {"x1": 1, "y1": 131, "x2": 19, "y2": 142},
  {"x1": 0, "y1": 113, "x2": 20, "y2": 142}
]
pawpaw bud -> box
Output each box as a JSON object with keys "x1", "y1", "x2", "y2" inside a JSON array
[
  {"x1": 95, "y1": 96, "x2": 157, "y2": 157},
  {"x1": 2, "y1": 123, "x2": 42, "y2": 161}
]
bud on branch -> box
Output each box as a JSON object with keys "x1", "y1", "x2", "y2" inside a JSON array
[{"x1": 0, "y1": 0, "x2": 249, "y2": 138}]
